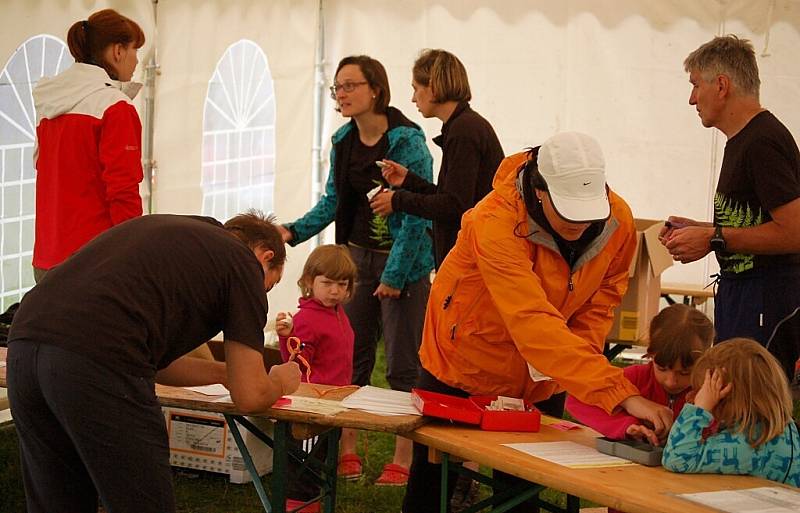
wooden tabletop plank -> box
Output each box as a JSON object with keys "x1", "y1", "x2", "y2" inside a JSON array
[
  {"x1": 156, "y1": 382, "x2": 425, "y2": 433},
  {"x1": 410, "y1": 421, "x2": 788, "y2": 513}
]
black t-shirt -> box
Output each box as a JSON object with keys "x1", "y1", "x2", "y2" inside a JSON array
[
  {"x1": 346, "y1": 133, "x2": 393, "y2": 250},
  {"x1": 8, "y1": 215, "x2": 268, "y2": 377},
  {"x1": 715, "y1": 111, "x2": 800, "y2": 274}
]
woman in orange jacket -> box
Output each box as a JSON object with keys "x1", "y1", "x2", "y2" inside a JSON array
[{"x1": 402, "y1": 132, "x2": 675, "y2": 513}]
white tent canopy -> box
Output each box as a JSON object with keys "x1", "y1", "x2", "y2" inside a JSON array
[{"x1": 2, "y1": 0, "x2": 799, "y2": 314}]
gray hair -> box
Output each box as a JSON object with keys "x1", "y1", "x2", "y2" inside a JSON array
[{"x1": 683, "y1": 35, "x2": 760, "y2": 100}]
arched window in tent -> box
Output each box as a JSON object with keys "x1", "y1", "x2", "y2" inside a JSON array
[
  {"x1": 201, "y1": 39, "x2": 276, "y2": 221},
  {"x1": 0, "y1": 35, "x2": 73, "y2": 310}
]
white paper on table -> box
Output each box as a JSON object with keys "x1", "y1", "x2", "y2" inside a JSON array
[
  {"x1": 503, "y1": 441, "x2": 634, "y2": 468},
  {"x1": 183, "y1": 384, "x2": 229, "y2": 396},
  {"x1": 675, "y1": 486, "x2": 800, "y2": 513},
  {"x1": 273, "y1": 395, "x2": 347, "y2": 416},
  {"x1": 340, "y1": 385, "x2": 421, "y2": 416}
]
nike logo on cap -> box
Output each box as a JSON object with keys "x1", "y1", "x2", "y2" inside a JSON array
[{"x1": 582, "y1": 182, "x2": 591, "y2": 186}]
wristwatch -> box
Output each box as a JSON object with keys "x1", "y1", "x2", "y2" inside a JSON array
[{"x1": 710, "y1": 225, "x2": 727, "y2": 252}]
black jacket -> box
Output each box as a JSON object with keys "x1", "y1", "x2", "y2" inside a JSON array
[{"x1": 393, "y1": 102, "x2": 504, "y2": 268}]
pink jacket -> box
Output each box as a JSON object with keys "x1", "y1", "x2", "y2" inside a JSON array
[
  {"x1": 565, "y1": 361, "x2": 688, "y2": 439},
  {"x1": 278, "y1": 297, "x2": 354, "y2": 386}
]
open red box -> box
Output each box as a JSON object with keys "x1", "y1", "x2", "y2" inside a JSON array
[{"x1": 411, "y1": 389, "x2": 541, "y2": 432}]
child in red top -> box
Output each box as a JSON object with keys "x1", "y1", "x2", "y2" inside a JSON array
[
  {"x1": 276, "y1": 244, "x2": 357, "y2": 513},
  {"x1": 566, "y1": 304, "x2": 714, "y2": 445}
]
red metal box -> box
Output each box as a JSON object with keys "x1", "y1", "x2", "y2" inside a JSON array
[{"x1": 412, "y1": 389, "x2": 540, "y2": 432}]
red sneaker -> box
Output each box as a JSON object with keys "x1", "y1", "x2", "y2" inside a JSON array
[
  {"x1": 286, "y1": 498, "x2": 320, "y2": 513},
  {"x1": 337, "y1": 453, "x2": 363, "y2": 480},
  {"x1": 375, "y1": 463, "x2": 409, "y2": 486}
]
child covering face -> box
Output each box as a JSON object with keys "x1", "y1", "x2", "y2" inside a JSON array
[
  {"x1": 663, "y1": 338, "x2": 800, "y2": 487},
  {"x1": 566, "y1": 304, "x2": 715, "y2": 445}
]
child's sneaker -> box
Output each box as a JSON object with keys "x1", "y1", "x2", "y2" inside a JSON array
[
  {"x1": 337, "y1": 453, "x2": 363, "y2": 480},
  {"x1": 375, "y1": 463, "x2": 409, "y2": 486},
  {"x1": 286, "y1": 498, "x2": 320, "y2": 513}
]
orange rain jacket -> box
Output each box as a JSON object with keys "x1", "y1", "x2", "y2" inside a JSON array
[{"x1": 419, "y1": 151, "x2": 641, "y2": 414}]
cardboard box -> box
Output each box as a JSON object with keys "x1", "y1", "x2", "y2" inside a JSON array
[
  {"x1": 608, "y1": 219, "x2": 673, "y2": 343},
  {"x1": 411, "y1": 389, "x2": 541, "y2": 432},
  {"x1": 163, "y1": 407, "x2": 273, "y2": 484}
]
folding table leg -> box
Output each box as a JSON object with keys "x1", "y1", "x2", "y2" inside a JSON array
[{"x1": 225, "y1": 414, "x2": 274, "y2": 512}]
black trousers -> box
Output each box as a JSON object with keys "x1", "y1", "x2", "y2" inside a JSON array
[
  {"x1": 286, "y1": 434, "x2": 328, "y2": 502},
  {"x1": 7, "y1": 341, "x2": 174, "y2": 513},
  {"x1": 402, "y1": 368, "x2": 565, "y2": 513},
  {"x1": 715, "y1": 267, "x2": 800, "y2": 382},
  {"x1": 345, "y1": 245, "x2": 430, "y2": 392}
]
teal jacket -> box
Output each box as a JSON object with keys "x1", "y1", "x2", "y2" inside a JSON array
[
  {"x1": 287, "y1": 107, "x2": 434, "y2": 289},
  {"x1": 663, "y1": 403, "x2": 800, "y2": 487}
]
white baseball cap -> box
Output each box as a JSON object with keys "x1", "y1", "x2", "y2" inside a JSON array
[{"x1": 536, "y1": 132, "x2": 610, "y2": 223}]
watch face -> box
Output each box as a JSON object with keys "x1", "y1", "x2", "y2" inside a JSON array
[{"x1": 710, "y1": 227, "x2": 726, "y2": 252}]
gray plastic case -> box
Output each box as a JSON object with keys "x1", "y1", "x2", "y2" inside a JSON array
[{"x1": 595, "y1": 437, "x2": 663, "y2": 466}]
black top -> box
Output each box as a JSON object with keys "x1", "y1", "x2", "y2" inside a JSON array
[
  {"x1": 9, "y1": 215, "x2": 268, "y2": 377},
  {"x1": 392, "y1": 102, "x2": 504, "y2": 268},
  {"x1": 347, "y1": 133, "x2": 393, "y2": 250},
  {"x1": 715, "y1": 111, "x2": 800, "y2": 275},
  {"x1": 318, "y1": 107, "x2": 421, "y2": 248}
]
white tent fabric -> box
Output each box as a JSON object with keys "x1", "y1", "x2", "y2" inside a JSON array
[{"x1": 2, "y1": 0, "x2": 800, "y2": 315}]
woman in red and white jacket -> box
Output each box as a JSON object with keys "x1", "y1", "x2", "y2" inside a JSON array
[{"x1": 32, "y1": 9, "x2": 146, "y2": 281}]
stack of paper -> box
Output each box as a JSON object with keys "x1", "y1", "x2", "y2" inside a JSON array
[
  {"x1": 341, "y1": 385, "x2": 422, "y2": 416},
  {"x1": 184, "y1": 384, "x2": 229, "y2": 396},
  {"x1": 274, "y1": 396, "x2": 348, "y2": 416},
  {"x1": 503, "y1": 441, "x2": 634, "y2": 468},
  {"x1": 677, "y1": 486, "x2": 800, "y2": 513}
]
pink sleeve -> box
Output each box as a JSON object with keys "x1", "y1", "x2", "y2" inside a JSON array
[
  {"x1": 99, "y1": 101, "x2": 143, "y2": 224},
  {"x1": 565, "y1": 364, "x2": 649, "y2": 439}
]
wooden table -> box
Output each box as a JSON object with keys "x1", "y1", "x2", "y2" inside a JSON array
[
  {"x1": 1, "y1": 347, "x2": 426, "y2": 513},
  {"x1": 661, "y1": 282, "x2": 715, "y2": 307},
  {"x1": 410, "y1": 419, "x2": 787, "y2": 513}
]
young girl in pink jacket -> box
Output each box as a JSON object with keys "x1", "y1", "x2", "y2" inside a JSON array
[
  {"x1": 276, "y1": 244, "x2": 357, "y2": 513},
  {"x1": 566, "y1": 304, "x2": 714, "y2": 445}
]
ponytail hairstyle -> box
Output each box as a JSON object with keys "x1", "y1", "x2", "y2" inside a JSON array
[
  {"x1": 646, "y1": 303, "x2": 714, "y2": 369},
  {"x1": 67, "y1": 9, "x2": 145, "y2": 80},
  {"x1": 413, "y1": 49, "x2": 471, "y2": 103}
]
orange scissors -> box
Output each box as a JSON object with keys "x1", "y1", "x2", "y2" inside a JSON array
[{"x1": 286, "y1": 336, "x2": 311, "y2": 382}]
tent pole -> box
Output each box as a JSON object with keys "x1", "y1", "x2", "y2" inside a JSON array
[
  {"x1": 311, "y1": 0, "x2": 326, "y2": 246},
  {"x1": 142, "y1": 0, "x2": 160, "y2": 214}
]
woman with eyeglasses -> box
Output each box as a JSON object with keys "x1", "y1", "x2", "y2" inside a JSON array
[
  {"x1": 369, "y1": 49, "x2": 504, "y2": 270},
  {"x1": 278, "y1": 55, "x2": 433, "y2": 489}
]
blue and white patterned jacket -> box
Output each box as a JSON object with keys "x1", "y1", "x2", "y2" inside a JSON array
[
  {"x1": 286, "y1": 107, "x2": 434, "y2": 289},
  {"x1": 663, "y1": 403, "x2": 800, "y2": 487}
]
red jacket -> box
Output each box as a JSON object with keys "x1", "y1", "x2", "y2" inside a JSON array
[
  {"x1": 566, "y1": 361, "x2": 689, "y2": 439},
  {"x1": 419, "y1": 151, "x2": 640, "y2": 412},
  {"x1": 33, "y1": 63, "x2": 143, "y2": 269},
  {"x1": 279, "y1": 297, "x2": 354, "y2": 386}
]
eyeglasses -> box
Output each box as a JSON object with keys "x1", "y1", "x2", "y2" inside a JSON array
[{"x1": 329, "y1": 81, "x2": 368, "y2": 98}]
